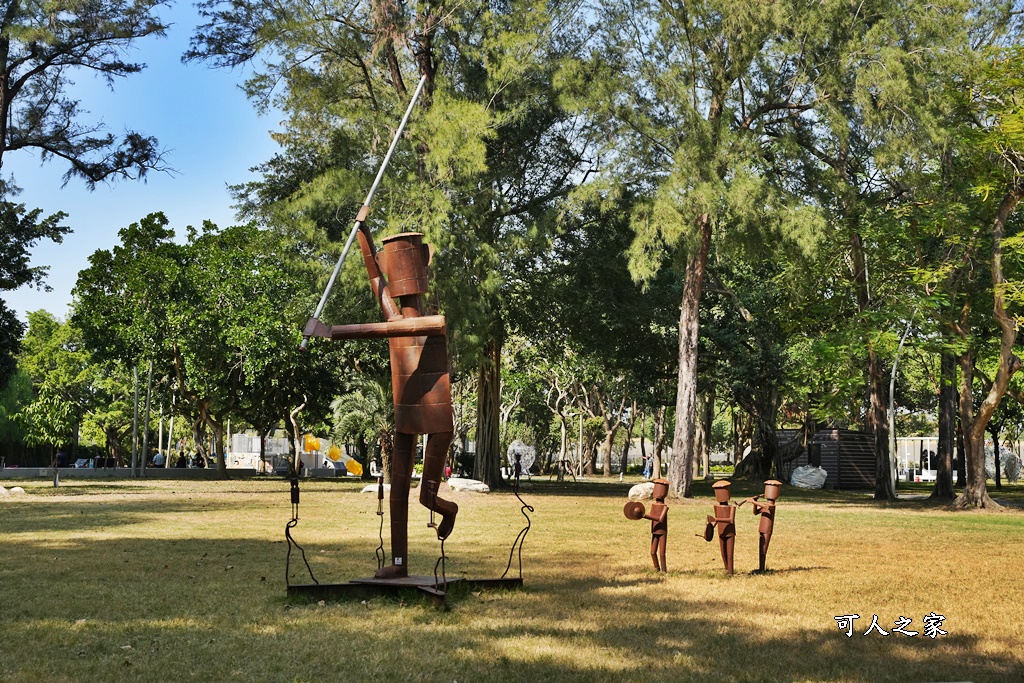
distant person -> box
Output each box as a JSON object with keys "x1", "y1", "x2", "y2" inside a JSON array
[
  {"x1": 194, "y1": 454, "x2": 206, "y2": 469},
  {"x1": 175, "y1": 452, "x2": 187, "y2": 468},
  {"x1": 153, "y1": 451, "x2": 165, "y2": 468},
  {"x1": 56, "y1": 449, "x2": 69, "y2": 468}
]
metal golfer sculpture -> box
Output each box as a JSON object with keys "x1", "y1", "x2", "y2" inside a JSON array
[
  {"x1": 307, "y1": 230, "x2": 458, "y2": 578},
  {"x1": 288, "y1": 76, "x2": 528, "y2": 606}
]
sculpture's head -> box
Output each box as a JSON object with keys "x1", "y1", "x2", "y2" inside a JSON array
[
  {"x1": 763, "y1": 479, "x2": 783, "y2": 501},
  {"x1": 652, "y1": 478, "x2": 669, "y2": 501},
  {"x1": 380, "y1": 232, "x2": 431, "y2": 296},
  {"x1": 712, "y1": 479, "x2": 732, "y2": 504}
]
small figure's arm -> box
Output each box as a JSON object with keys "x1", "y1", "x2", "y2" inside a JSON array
[
  {"x1": 643, "y1": 503, "x2": 668, "y2": 524},
  {"x1": 744, "y1": 495, "x2": 775, "y2": 515}
]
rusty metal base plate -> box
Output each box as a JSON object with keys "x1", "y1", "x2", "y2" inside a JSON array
[
  {"x1": 288, "y1": 575, "x2": 456, "y2": 601},
  {"x1": 286, "y1": 574, "x2": 522, "y2": 606}
]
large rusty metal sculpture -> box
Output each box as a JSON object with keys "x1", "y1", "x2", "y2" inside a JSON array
[
  {"x1": 309, "y1": 230, "x2": 458, "y2": 579},
  {"x1": 745, "y1": 479, "x2": 782, "y2": 572},
  {"x1": 702, "y1": 479, "x2": 737, "y2": 575},
  {"x1": 289, "y1": 77, "x2": 525, "y2": 606},
  {"x1": 623, "y1": 478, "x2": 670, "y2": 572}
]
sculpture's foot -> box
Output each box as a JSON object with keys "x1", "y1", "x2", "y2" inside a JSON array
[
  {"x1": 435, "y1": 502, "x2": 458, "y2": 540},
  {"x1": 374, "y1": 564, "x2": 408, "y2": 580}
]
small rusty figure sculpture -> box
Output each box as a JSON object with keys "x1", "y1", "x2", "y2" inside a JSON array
[
  {"x1": 702, "y1": 479, "x2": 737, "y2": 575},
  {"x1": 745, "y1": 479, "x2": 782, "y2": 572},
  {"x1": 306, "y1": 225, "x2": 457, "y2": 579},
  {"x1": 623, "y1": 478, "x2": 670, "y2": 572}
]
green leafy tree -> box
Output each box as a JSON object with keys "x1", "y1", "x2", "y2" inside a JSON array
[
  {"x1": 0, "y1": 200, "x2": 69, "y2": 387},
  {"x1": 561, "y1": 0, "x2": 827, "y2": 496},
  {"x1": 0, "y1": 368, "x2": 31, "y2": 454},
  {"x1": 74, "y1": 213, "x2": 325, "y2": 476},
  {"x1": 16, "y1": 310, "x2": 100, "y2": 457},
  {"x1": 331, "y1": 373, "x2": 393, "y2": 481},
  {"x1": 0, "y1": 0, "x2": 170, "y2": 187}
]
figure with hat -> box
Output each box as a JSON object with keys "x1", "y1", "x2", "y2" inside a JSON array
[
  {"x1": 307, "y1": 224, "x2": 458, "y2": 579},
  {"x1": 623, "y1": 478, "x2": 670, "y2": 572},
  {"x1": 744, "y1": 479, "x2": 782, "y2": 572},
  {"x1": 702, "y1": 479, "x2": 737, "y2": 575}
]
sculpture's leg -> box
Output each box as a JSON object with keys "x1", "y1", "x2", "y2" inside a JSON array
[
  {"x1": 419, "y1": 431, "x2": 458, "y2": 539},
  {"x1": 658, "y1": 534, "x2": 667, "y2": 573},
  {"x1": 720, "y1": 525, "x2": 735, "y2": 575},
  {"x1": 375, "y1": 432, "x2": 413, "y2": 579},
  {"x1": 759, "y1": 531, "x2": 772, "y2": 571},
  {"x1": 650, "y1": 536, "x2": 661, "y2": 571}
]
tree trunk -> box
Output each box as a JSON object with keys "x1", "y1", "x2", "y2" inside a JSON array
[
  {"x1": 639, "y1": 405, "x2": 647, "y2": 472},
  {"x1": 990, "y1": 422, "x2": 1002, "y2": 491},
  {"x1": 694, "y1": 391, "x2": 713, "y2": 480},
  {"x1": 557, "y1": 415, "x2": 567, "y2": 481},
  {"x1": 850, "y1": 232, "x2": 895, "y2": 501},
  {"x1": 620, "y1": 400, "x2": 637, "y2": 475},
  {"x1": 140, "y1": 362, "x2": 153, "y2": 478},
  {"x1": 653, "y1": 404, "x2": 666, "y2": 479},
  {"x1": 956, "y1": 350, "x2": 1000, "y2": 509},
  {"x1": 600, "y1": 429, "x2": 616, "y2": 477},
  {"x1": 586, "y1": 433, "x2": 597, "y2": 475},
  {"x1": 954, "y1": 186, "x2": 1023, "y2": 509},
  {"x1": 931, "y1": 350, "x2": 956, "y2": 500},
  {"x1": 474, "y1": 337, "x2": 503, "y2": 488},
  {"x1": 955, "y1": 421, "x2": 966, "y2": 487},
  {"x1": 868, "y1": 346, "x2": 895, "y2": 500},
  {"x1": 213, "y1": 419, "x2": 227, "y2": 478},
  {"x1": 668, "y1": 213, "x2": 712, "y2": 498}
]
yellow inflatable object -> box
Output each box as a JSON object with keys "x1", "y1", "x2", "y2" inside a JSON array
[
  {"x1": 327, "y1": 444, "x2": 343, "y2": 461},
  {"x1": 303, "y1": 434, "x2": 321, "y2": 452},
  {"x1": 346, "y1": 460, "x2": 363, "y2": 476}
]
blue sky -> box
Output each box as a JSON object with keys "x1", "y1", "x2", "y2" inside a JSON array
[{"x1": 4, "y1": 2, "x2": 282, "y2": 323}]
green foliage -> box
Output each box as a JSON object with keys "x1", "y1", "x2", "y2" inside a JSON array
[
  {"x1": 0, "y1": 200, "x2": 70, "y2": 386},
  {"x1": 0, "y1": 0, "x2": 170, "y2": 187},
  {"x1": 73, "y1": 213, "x2": 339, "y2": 467},
  {"x1": 331, "y1": 373, "x2": 393, "y2": 449},
  {"x1": 0, "y1": 369, "x2": 31, "y2": 444}
]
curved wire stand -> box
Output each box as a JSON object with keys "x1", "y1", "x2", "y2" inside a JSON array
[
  {"x1": 433, "y1": 537, "x2": 448, "y2": 591},
  {"x1": 285, "y1": 476, "x2": 318, "y2": 586},
  {"x1": 375, "y1": 477, "x2": 387, "y2": 570},
  {"x1": 501, "y1": 469, "x2": 533, "y2": 580}
]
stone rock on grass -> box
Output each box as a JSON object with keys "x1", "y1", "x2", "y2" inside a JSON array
[
  {"x1": 361, "y1": 484, "x2": 391, "y2": 494},
  {"x1": 9, "y1": 486, "x2": 26, "y2": 496},
  {"x1": 0, "y1": 486, "x2": 8, "y2": 497},
  {"x1": 446, "y1": 477, "x2": 490, "y2": 493},
  {"x1": 628, "y1": 482, "x2": 655, "y2": 501}
]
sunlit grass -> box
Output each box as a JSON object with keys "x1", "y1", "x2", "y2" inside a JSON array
[{"x1": 2, "y1": 476, "x2": 1023, "y2": 682}]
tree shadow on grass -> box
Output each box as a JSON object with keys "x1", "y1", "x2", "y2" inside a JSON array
[{"x1": 0, "y1": 498, "x2": 264, "y2": 534}]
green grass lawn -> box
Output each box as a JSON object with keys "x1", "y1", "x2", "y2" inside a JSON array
[{"x1": 2, "y1": 475, "x2": 1023, "y2": 682}]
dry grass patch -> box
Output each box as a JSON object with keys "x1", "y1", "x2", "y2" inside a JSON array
[{"x1": 2, "y1": 476, "x2": 1023, "y2": 682}]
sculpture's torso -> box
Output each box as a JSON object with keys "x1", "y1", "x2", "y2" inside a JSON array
[{"x1": 389, "y1": 333, "x2": 453, "y2": 434}]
